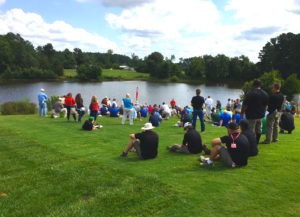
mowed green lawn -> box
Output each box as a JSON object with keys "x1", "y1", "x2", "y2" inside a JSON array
[
  {"x1": 63, "y1": 69, "x2": 149, "y2": 80},
  {"x1": 0, "y1": 115, "x2": 299, "y2": 217}
]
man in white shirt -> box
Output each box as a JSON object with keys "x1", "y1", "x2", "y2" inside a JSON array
[
  {"x1": 161, "y1": 102, "x2": 171, "y2": 119},
  {"x1": 205, "y1": 96, "x2": 213, "y2": 120}
]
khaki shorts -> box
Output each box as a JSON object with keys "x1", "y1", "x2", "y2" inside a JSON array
[
  {"x1": 247, "y1": 118, "x2": 263, "y2": 134},
  {"x1": 133, "y1": 139, "x2": 143, "y2": 159}
]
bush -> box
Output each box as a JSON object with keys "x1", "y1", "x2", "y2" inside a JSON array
[
  {"x1": 1, "y1": 99, "x2": 37, "y2": 115},
  {"x1": 170, "y1": 75, "x2": 179, "y2": 82},
  {"x1": 77, "y1": 64, "x2": 102, "y2": 80},
  {"x1": 46, "y1": 96, "x2": 59, "y2": 111}
]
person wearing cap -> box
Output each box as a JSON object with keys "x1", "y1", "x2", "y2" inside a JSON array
[
  {"x1": 82, "y1": 116, "x2": 101, "y2": 131},
  {"x1": 200, "y1": 122, "x2": 250, "y2": 168},
  {"x1": 168, "y1": 122, "x2": 203, "y2": 154},
  {"x1": 122, "y1": 93, "x2": 134, "y2": 125},
  {"x1": 38, "y1": 88, "x2": 48, "y2": 117},
  {"x1": 241, "y1": 79, "x2": 269, "y2": 144},
  {"x1": 121, "y1": 122, "x2": 159, "y2": 160}
]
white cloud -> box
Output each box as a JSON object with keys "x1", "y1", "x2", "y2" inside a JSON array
[
  {"x1": 76, "y1": 0, "x2": 153, "y2": 8},
  {"x1": 105, "y1": 0, "x2": 300, "y2": 62},
  {"x1": 0, "y1": 8, "x2": 118, "y2": 53},
  {"x1": 0, "y1": 0, "x2": 5, "y2": 6}
]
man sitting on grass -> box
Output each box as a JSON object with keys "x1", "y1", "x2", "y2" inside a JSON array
[
  {"x1": 121, "y1": 122, "x2": 159, "y2": 160},
  {"x1": 82, "y1": 116, "x2": 102, "y2": 131},
  {"x1": 200, "y1": 122, "x2": 250, "y2": 168},
  {"x1": 168, "y1": 122, "x2": 203, "y2": 154}
]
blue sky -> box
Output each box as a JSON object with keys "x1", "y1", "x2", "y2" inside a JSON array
[{"x1": 0, "y1": 0, "x2": 300, "y2": 62}]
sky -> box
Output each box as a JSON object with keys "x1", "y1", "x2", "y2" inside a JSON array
[{"x1": 0, "y1": 0, "x2": 300, "y2": 62}]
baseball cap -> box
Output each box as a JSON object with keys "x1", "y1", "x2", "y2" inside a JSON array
[{"x1": 227, "y1": 122, "x2": 238, "y2": 130}]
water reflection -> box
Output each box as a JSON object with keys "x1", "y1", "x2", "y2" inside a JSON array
[{"x1": 0, "y1": 81, "x2": 243, "y2": 107}]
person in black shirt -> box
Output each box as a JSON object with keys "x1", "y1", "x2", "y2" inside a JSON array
[
  {"x1": 168, "y1": 122, "x2": 203, "y2": 154},
  {"x1": 82, "y1": 116, "x2": 100, "y2": 131},
  {"x1": 200, "y1": 122, "x2": 250, "y2": 167},
  {"x1": 241, "y1": 79, "x2": 269, "y2": 144},
  {"x1": 121, "y1": 122, "x2": 159, "y2": 160},
  {"x1": 191, "y1": 88, "x2": 205, "y2": 132},
  {"x1": 263, "y1": 84, "x2": 284, "y2": 144},
  {"x1": 240, "y1": 120, "x2": 258, "y2": 156},
  {"x1": 279, "y1": 108, "x2": 295, "y2": 134}
]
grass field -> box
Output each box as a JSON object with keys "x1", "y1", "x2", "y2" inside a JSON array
[
  {"x1": 0, "y1": 115, "x2": 299, "y2": 216},
  {"x1": 63, "y1": 69, "x2": 149, "y2": 81}
]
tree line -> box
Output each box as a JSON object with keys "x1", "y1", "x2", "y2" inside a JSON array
[{"x1": 0, "y1": 32, "x2": 299, "y2": 86}]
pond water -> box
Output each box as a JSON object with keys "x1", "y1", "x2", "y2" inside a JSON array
[{"x1": 0, "y1": 81, "x2": 243, "y2": 107}]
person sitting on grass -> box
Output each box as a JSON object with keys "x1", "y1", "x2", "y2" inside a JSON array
[
  {"x1": 109, "y1": 103, "x2": 119, "y2": 117},
  {"x1": 200, "y1": 122, "x2": 250, "y2": 168},
  {"x1": 121, "y1": 122, "x2": 159, "y2": 160},
  {"x1": 140, "y1": 105, "x2": 148, "y2": 118},
  {"x1": 149, "y1": 110, "x2": 162, "y2": 127},
  {"x1": 82, "y1": 116, "x2": 102, "y2": 131},
  {"x1": 168, "y1": 122, "x2": 203, "y2": 154},
  {"x1": 279, "y1": 108, "x2": 295, "y2": 134},
  {"x1": 51, "y1": 98, "x2": 67, "y2": 118},
  {"x1": 219, "y1": 110, "x2": 231, "y2": 127},
  {"x1": 240, "y1": 120, "x2": 258, "y2": 157},
  {"x1": 100, "y1": 106, "x2": 108, "y2": 116},
  {"x1": 211, "y1": 108, "x2": 220, "y2": 126}
]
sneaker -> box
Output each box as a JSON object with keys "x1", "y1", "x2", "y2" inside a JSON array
[
  {"x1": 203, "y1": 144, "x2": 211, "y2": 155},
  {"x1": 199, "y1": 156, "x2": 213, "y2": 166},
  {"x1": 120, "y1": 152, "x2": 128, "y2": 157}
]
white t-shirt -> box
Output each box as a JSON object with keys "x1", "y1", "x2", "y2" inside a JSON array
[
  {"x1": 162, "y1": 104, "x2": 170, "y2": 113},
  {"x1": 205, "y1": 98, "x2": 213, "y2": 107}
]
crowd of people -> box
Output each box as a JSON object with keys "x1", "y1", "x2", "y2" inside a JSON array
[{"x1": 38, "y1": 79, "x2": 297, "y2": 168}]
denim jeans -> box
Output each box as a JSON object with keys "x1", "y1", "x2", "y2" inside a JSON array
[
  {"x1": 192, "y1": 109, "x2": 205, "y2": 132},
  {"x1": 76, "y1": 109, "x2": 85, "y2": 123},
  {"x1": 39, "y1": 103, "x2": 47, "y2": 117}
]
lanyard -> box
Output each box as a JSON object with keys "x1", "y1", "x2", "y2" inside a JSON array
[{"x1": 230, "y1": 132, "x2": 240, "y2": 143}]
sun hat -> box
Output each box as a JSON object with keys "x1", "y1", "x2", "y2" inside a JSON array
[
  {"x1": 227, "y1": 122, "x2": 238, "y2": 130},
  {"x1": 89, "y1": 116, "x2": 95, "y2": 121},
  {"x1": 40, "y1": 88, "x2": 45, "y2": 92},
  {"x1": 141, "y1": 122, "x2": 155, "y2": 131},
  {"x1": 184, "y1": 122, "x2": 192, "y2": 129}
]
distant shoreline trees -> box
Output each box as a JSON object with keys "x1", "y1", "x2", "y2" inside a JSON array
[{"x1": 0, "y1": 32, "x2": 299, "y2": 87}]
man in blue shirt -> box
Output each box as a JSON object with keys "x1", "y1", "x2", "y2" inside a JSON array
[
  {"x1": 219, "y1": 110, "x2": 231, "y2": 127},
  {"x1": 38, "y1": 88, "x2": 47, "y2": 117}
]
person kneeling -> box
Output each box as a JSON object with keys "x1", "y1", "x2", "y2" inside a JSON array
[
  {"x1": 82, "y1": 116, "x2": 102, "y2": 131},
  {"x1": 121, "y1": 123, "x2": 159, "y2": 160},
  {"x1": 168, "y1": 122, "x2": 203, "y2": 154},
  {"x1": 200, "y1": 122, "x2": 250, "y2": 168}
]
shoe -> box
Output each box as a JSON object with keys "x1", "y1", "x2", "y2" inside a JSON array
[
  {"x1": 199, "y1": 156, "x2": 213, "y2": 166},
  {"x1": 203, "y1": 144, "x2": 211, "y2": 155},
  {"x1": 261, "y1": 141, "x2": 270, "y2": 144},
  {"x1": 288, "y1": 131, "x2": 292, "y2": 134},
  {"x1": 272, "y1": 139, "x2": 278, "y2": 143},
  {"x1": 279, "y1": 130, "x2": 284, "y2": 134},
  {"x1": 120, "y1": 152, "x2": 128, "y2": 157}
]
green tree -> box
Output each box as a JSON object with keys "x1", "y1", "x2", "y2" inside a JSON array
[
  {"x1": 145, "y1": 52, "x2": 164, "y2": 77},
  {"x1": 186, "y1": 57, "x2": 205, "y2": 79},
  {"x1": 281, "y1": 74, "x2": 300, "y2": 101},
  {"x1": 77, "y1": 64, "x2": 102, "y2": 80}
]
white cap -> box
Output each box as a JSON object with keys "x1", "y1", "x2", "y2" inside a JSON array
[
  {"x1": 40, "y1": 88, "x2": 45, "y2": 92},
  {"x1": 184, "y1": 122, "x2": 192, "y2": 129}
]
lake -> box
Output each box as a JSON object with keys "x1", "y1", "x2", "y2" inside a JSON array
[{"x1": 0, "y1": 81, "x2": 243, "y2": 107}]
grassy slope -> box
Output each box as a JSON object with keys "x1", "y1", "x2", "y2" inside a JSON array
[
  {"x1": 63, "y1": 69, "x2": 149, "y2": 81},
  {"x1": 0, "y1": 115, "x2": 299, "y2": 217}
]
